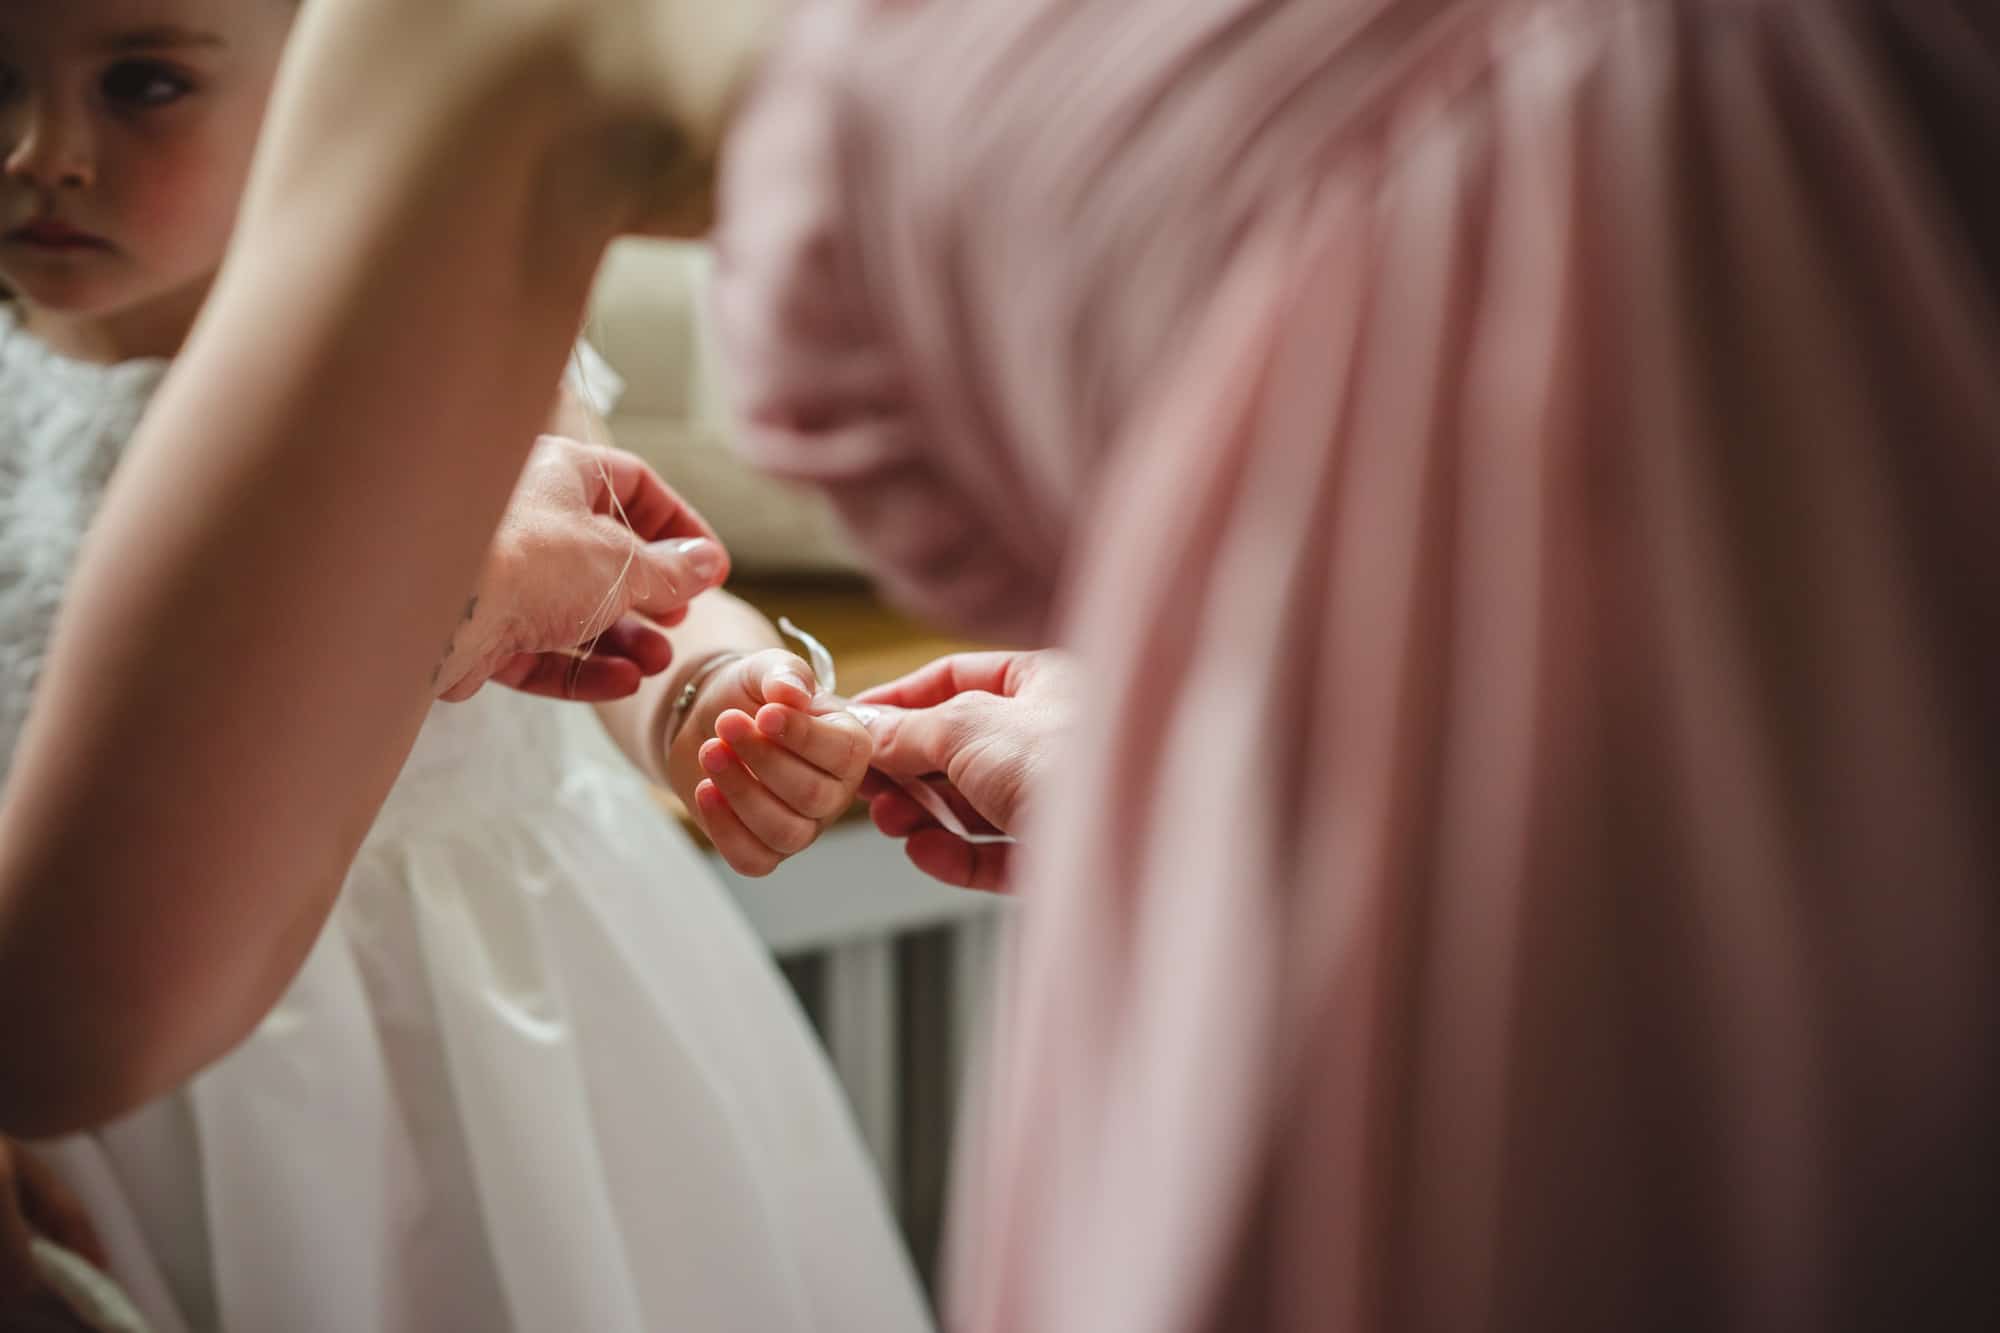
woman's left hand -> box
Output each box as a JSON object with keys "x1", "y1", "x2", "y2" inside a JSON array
[{"x1": 435, "y1": 434, "x2": 732, "y2": 702}]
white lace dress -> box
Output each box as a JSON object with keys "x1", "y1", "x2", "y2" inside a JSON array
[{"x1": 0, "y1": 307, "x2": 931, "y2": 1333}]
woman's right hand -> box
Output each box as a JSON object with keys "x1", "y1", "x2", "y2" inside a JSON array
[
  {"x1": 1, "y1": 1138, "x2": 102, "y2": 1331},
  {"x1": 435, "y1": 434, "x2": 732, "y2": 703}
]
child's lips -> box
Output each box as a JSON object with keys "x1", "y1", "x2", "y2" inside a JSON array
[{"x1": 5, "y1": 218, "x2": 112, "y2": 251}]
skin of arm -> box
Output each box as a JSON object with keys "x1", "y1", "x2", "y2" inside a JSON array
[
  {"x1": 545, "y1": 385, "x2": 787, "y2": 792},
  {"x1": 0, "y1": 0, "x2": 790, "y2": 1137},
  {"x1": 547, "y1": 399, "x2": 872, "y2": 875},
  {"x1": 593, "y1": 596, "x2": 785, "y2": 792}
]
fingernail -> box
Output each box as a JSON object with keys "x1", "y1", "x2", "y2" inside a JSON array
[
  {"x1": 756, "y1": 706, "x2": 787, "y2": 738},
  {"x1": 668, "y1": 538, "x2": 726, "y2": 583},
  {"x1": 699, "y1": 740, "x2": 731, "y2": 774},
  {"x1": 774, "y1": 667, "x2": 813, "y2": 697},
  {"x1": 852, "y1": 703, "x2": 901, "y2": 737}
]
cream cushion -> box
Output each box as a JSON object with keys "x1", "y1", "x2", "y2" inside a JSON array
[{"x1": 584, "y1": 239, "x2": 862, "y2": 573}]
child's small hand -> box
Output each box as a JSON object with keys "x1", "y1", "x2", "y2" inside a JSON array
[{"x1": 673, "y1": 651, "x2": 874, "y2": 876}]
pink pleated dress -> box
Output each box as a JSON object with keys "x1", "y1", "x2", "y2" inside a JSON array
[{"x1": 714, "y1": 1, "x2": 2000, "y2": 1328}]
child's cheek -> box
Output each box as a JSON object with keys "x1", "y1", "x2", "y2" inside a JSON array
[{"x1": 114, "y1": 136, "x2": 248, "y2": 277}]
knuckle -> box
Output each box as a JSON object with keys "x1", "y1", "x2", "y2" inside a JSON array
[
  {"x1": 770, "y1": 817, "x2": 817, "y2": 857},
  {"x1": 750, "y1": 648, "x2": 799, "y2": 683},
  {"x1": 862, "y1": 710, "x2": 901, "y2": 761},
  {"x1": 735, "y1": 847, "x2": 782, "y2": 878},
  {"x1": 834, "y1": 720, "x2": 872, "y2": 773},
  {"x1": 939, "y1": 695, "x2": 987, "y2": 748},
  {"x1": 805, "y1": 775, "x2": 849, "y2": 819}
]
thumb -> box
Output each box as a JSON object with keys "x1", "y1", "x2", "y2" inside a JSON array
[
  {"x1": 627, "y1": 537, "x2": 730, "y2": 620},
  {"x1": 857, "y1": 697, "x2": 987, "y2": 781},
  {"x1": 744, "y1": 651, "x2": 818, "y2": 711}
]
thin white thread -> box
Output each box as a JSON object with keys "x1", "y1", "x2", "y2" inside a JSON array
[
  {"x1": 777, "y1": 615, "x2": 836, "y2": 694},
  {"x1": 565, "y1": 341, "x2": 642, "y2": 694}
]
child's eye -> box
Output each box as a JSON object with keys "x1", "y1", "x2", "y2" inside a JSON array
[{"x1": 100, "y1": 60, "x2": 194, "y2": 109}]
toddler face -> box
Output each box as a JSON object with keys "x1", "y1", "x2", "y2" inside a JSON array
[{"x1": 0, "y1": 0, "x2": 291, "y2": 322}]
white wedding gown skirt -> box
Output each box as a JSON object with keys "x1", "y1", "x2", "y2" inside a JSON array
[{"x1": 41, "y1": 689, "x2": 932, "y2": 1333}]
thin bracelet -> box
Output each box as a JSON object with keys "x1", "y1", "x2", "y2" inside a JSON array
[{"x1": 663, "y1": 651, "x2": 743, "y2": 754}]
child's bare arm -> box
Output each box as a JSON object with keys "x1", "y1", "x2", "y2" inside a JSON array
[{"x1": 552, "y1": 387, "x2": 875, "y2": 875}]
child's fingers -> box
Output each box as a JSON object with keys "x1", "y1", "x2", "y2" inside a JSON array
[
  {"x1": 699, "y1": 739, "x2": 820, "y2": 857},
  {"x1": 693, "y1": 781, "x2": 782, "y2": 878},
  {"x1": 714, "y1": 712, "x2": 858, "y2": 821},
  {"x1": 743, "y1": 652, "x2": 818, "y2": 712},
  {"x1": 906, "y1": 829, "x2": 1013, "y2": 893},
  {"x1": 752, "y1": 704, "x2": 872, "y2": 780}
]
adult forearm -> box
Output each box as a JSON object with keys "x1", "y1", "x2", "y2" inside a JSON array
[{"x1": 0, "y1": 6, "x2": 622, "y2": 1136}]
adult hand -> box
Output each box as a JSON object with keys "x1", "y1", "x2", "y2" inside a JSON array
[
  {"x1": 852, "y1": 650, "x2": 1073, "y2": 892},
  {"x1": 436, "y1": 434, "x2": 731, "y2": 702},
  {"x1": 0, "y1": 1138, "x2": 102, "y2": 1331}
]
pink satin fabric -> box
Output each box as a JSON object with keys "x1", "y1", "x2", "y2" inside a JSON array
[{"x1": 716, "y1": 1, "x2": 2000, "y2": 1328}]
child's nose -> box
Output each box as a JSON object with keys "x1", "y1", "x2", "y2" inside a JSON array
[{"x1": 4, "y1": 97, "x2": 95, "y2": 191}]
